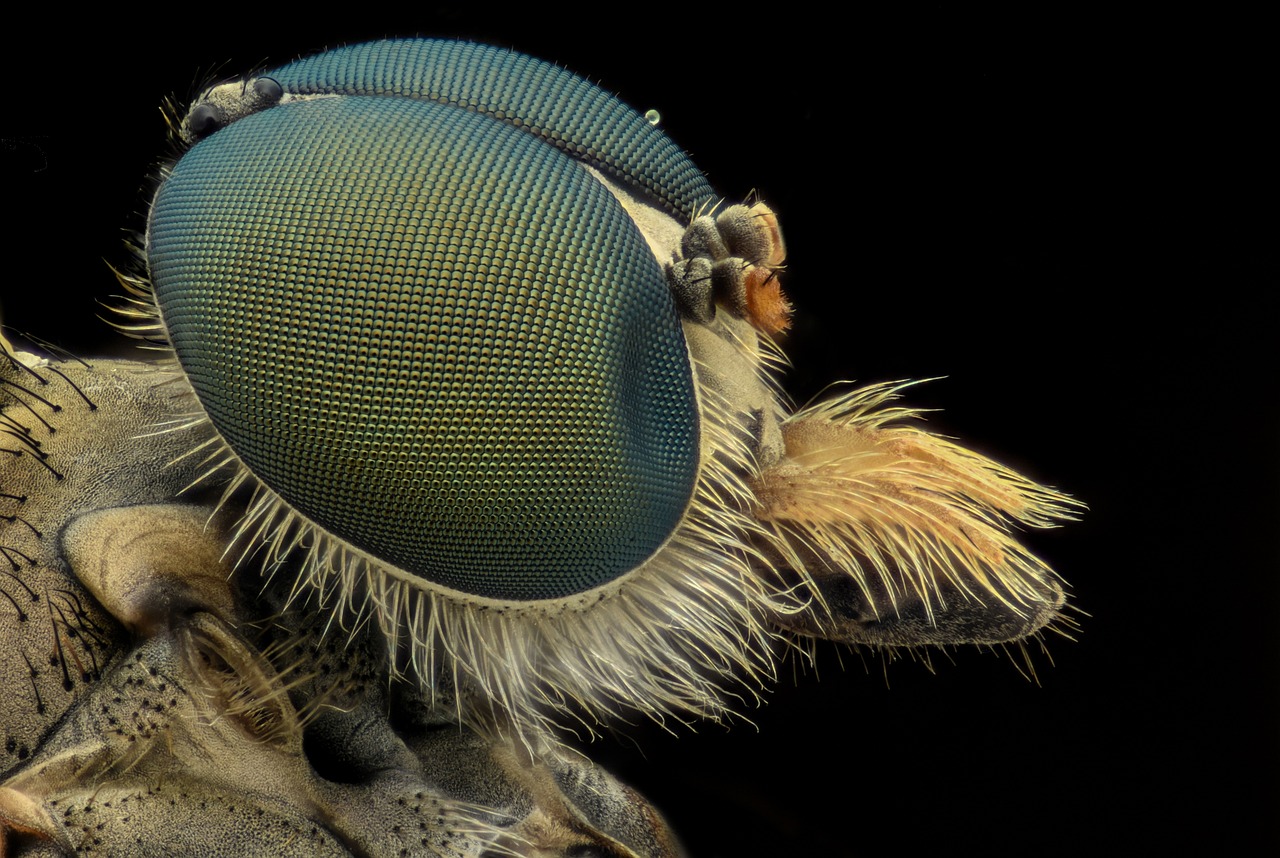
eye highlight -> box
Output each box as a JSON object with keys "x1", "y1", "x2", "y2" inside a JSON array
[{"x1": 130, "y1": 37, "x2": 1080, "y2": 742}]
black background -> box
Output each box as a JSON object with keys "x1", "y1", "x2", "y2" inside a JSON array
[{"x1": 3, "y1": 8, "x2": 1273, "y2": 856}]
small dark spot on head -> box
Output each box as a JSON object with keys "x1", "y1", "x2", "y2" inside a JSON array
[
  {"x1": 187, "y1": 103, "x2": 226, "y2": 141},
  {"x1": 253, "y1": 77, "x2": 284, "y2": 104}
]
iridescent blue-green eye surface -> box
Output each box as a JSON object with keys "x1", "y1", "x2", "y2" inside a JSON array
[
  {"x1": 148, "y1": 41, "x2": 702, "y2": 601},
  {"x1": 265, "y1": 39, "x2": 716, "y2": 219}
]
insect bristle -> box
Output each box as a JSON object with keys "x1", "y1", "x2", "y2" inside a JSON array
[{"x1": 751, "y1": 380, "x2": 1080, "y2": 632}]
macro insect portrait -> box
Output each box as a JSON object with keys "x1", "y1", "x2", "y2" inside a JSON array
[{"x1": 1, "y1": 36, "x2": 1079, "y2": 856}]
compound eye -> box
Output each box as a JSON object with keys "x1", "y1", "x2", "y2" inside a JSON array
[
  {"x1": 185, "y1": 103, "x2": 225, "y2": 140},
  {"x1": 148, "y1": 50, "x2": 702, "y2": 603},
  {"x1": 261, "y1": 39, "x2": 714, "y2": 220}
]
